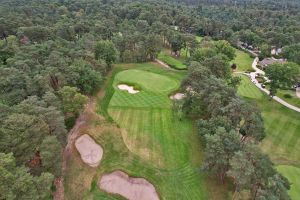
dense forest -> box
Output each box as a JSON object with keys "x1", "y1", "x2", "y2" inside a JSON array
[{"x1": 0, "y1": 0, "x2": 299, "y2": 199}]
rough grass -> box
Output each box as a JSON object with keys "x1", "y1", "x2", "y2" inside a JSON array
[
  {"x1": 277, "y1": 165, "x2": 300, "y2": 200},
  {"x1": 237, "y1": 75, "x2": 300, "y2": 166},
  {"x1": 158, "y1": 49, "x2": 187, "y2": 70},
  {"x1": 232, "y1": 49, "x2": 253, "y2": 72}
]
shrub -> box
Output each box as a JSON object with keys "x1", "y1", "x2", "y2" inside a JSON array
[{"x1": 283, "y1": 94, "x2": 292, "y2": 99}]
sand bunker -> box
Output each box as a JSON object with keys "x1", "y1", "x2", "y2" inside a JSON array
[
  {"x1": 75, "y1": 134, "x2": 103, "y2": 167},
  {"x1": 170, "y1": 93, "x2": 185, "y2": 100},
  {"x1": 98, "y1": 171, "x2": 160, "y2": 200},
  {"x1": 118, "y1": 84, "x2": 140, "y2": 94}
]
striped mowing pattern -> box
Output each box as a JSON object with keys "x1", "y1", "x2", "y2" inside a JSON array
[
  {"x1": 238, "y1": 75, "x2": 300, "y2": 165},
  {"x1": 277, "y1": 165, "x2": 300, "y2": 200},
  {"x1": 103, "y1": 68, "x2": 208, "y2": 199}
]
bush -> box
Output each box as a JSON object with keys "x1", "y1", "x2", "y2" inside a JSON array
[
  {"x1": 256, "y1": 77, "x2": 264, "y2": 83},
  {"x1": 246, "y1": 69, "x2": 256, "y2": 73},
  {"x1": 283, "y1": 94, "x2": 292, "y2": 98},
  {"x1": 65, "y1": 116, "x2": 76, "y2": 130}
]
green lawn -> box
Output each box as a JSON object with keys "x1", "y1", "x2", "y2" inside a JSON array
[
  {"x1": 114, "y1": 69, "x2": 179, "y2": 93},
  {"x1": 158, "y1": 49, "x2": 187, "y2": 70},
  {"x1": 237, "y1": 75, "x2": 300, "y2": 165},
  {"x1": 232, "y1": 49, "x2": 253, "y2": 72},
  {"x1": 277, "y1": 165, "x2": 300, "y2": 200},
  {"x1": 64, "y1": 62, "x2": 234, "y2": 200},
  {"x1": 275, "y1": 89, "x2": 300, "y2": 108},
  {"x1": 237, "y1": 74, "x2": 300, "y2": 199},
  {"x1": 65, "y1": 63, "x2": 219, "y2": 199},
  {"x1": 88, "y1": 63, "x2": 214, "y2": 199},
  {"x1": 237, "y1": 75, "x2": 264, "y2": 99},
  {"x1": 157, "y1": 36, "x2": 203, "y2": 70}
]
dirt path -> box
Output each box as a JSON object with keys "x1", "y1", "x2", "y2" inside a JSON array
[
  {"x1": 155, "y1": 59, "x2": 172, "y2": 69},
  {"x1": 54, "y1": 72, "x2": 112, "y2": 200}
]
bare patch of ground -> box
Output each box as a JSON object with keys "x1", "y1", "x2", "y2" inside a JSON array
[
  {"x1": 170, "y1": 93, "x2": 185, "y2": 100},
  {"x1": 118, "y1": 84, "x2": 140, "y2": 94},
  {"x1": 75, "y1": 134, "x2": 103, "y2": 167},
  {"x1": 98, "y1": 170, "x2": 160, "y2": 200}
]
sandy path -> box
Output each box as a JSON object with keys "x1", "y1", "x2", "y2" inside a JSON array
[{"x1": 99, "y1": 171, "x2": 160, "y2": 200}]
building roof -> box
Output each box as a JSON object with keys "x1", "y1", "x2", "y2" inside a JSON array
[{"x1": 259, "y1": 57, "x2": 286, "y2": 67}]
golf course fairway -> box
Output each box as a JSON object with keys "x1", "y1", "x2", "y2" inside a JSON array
[{"x1": 100, "y1": 63, "x2": 209, "y2": 199}]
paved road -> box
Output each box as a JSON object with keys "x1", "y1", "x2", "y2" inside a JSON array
[
  {"x1": 247, "y1": 58, "x2": 300, "y2": 113},
  {"x1": 296, "y1": 87, "x2": 300, "y2": 99}
]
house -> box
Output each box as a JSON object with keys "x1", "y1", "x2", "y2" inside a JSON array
[
  {"x1": 259, "y1": 57, "x2": 286, "y2": 70},
  {"x1": 271, "y1": 47, "x2": 282, "y2": 56}
]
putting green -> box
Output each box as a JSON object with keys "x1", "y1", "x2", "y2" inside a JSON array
[
  {"x1": 114, "y1": 69, "x2": 179, "y2": 93},
  {"x1": 277, "y1": 165, "x2": 300, "y2": 199}
]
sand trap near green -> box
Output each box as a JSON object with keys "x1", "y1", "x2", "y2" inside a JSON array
[
  {"x1": 277, "y1": 165, "x2": 300, "y2": 199},
  {"x1": 114, "y1": 69, "x2": 179, "y2": 93}
]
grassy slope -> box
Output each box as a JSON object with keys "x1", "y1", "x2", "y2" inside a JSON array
[
  {"x1": 232, "y1": 49, "x2": 253, "y2": 72},
  {"x1": 237, "y1": 75, "x2": 300, "y2": 199},
  {"x1": 277, "y1": 165, "x2": 300, "y2": 199},
  {"x1": 158, "y1": 49, "x2": 187, "y2": 70},
  {"x1": 158, "y1": 36, "x2": 204, "y2": 70}
]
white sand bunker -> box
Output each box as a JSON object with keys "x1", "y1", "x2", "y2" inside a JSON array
[
  {"x1": 170, "y1": 93, "x2": 185, "y2": 100},
  {"x1": 118, "y1": 84, "x2": 140, "y2": 94},
  {"x1": 75, "y1": 134, "x2": 103, "y2": 167},
  {"x1": 98, "y1": 170, "x2": 160, "y2": 200}
]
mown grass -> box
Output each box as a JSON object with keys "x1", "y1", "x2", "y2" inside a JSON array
[
  {"x1": 114, "y1": 69, "x2": 179, "y2": 93},
  {"x1": 237, "y1": 75, "x2": 264, "y2": 99},
  {"x1": 237, "y1": 75, "x2": 300, "y2": 165},
  {"x1": 232, "y1": 49, "x2": 253, "y2": 72},
  {"x1": 158, "y1": 49, "x2": 187, "y2": 70},
  {"x1": 275, "y1": 89, "x2": 300, "y2": 108},
  {"x1": 277, "y1": 165, "x2": 300, "y2": 200},
  {"x1": 104, "y1": 64, "x2": 209, "y2": 199},
  {"x1": 237, "y1": 74, "x2": 300, "y2": 200},
  {"x1": 65, "y1": 62, "x2": 229, "y2": 200}
]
